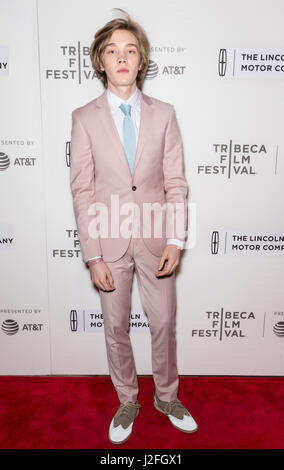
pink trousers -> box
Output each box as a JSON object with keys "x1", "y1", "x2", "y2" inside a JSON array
[{"x1": 99, "y1": 235, "x2": 179, "y2": 404}]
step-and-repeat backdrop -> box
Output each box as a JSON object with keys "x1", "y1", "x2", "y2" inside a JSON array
[{"x1": 1, "y1": 0, "x2": 284, "y2": 375}]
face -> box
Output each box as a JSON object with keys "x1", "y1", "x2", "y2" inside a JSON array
[{"x1": 100, "y1": 29, "x2": 142, "y2": 88}]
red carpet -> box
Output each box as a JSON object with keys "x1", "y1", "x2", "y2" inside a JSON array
[{"x1": 0, "y1": 376, "x2": 283, "y2": 449}]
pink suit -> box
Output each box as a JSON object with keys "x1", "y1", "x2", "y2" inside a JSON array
[{"x1": 70, "y1": 89, "x2": 189, "y2": 403}]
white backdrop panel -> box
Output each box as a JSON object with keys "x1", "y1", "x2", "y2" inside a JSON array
[{"x1": 0, "y1": 0, "x2": 283, "y2": 375}]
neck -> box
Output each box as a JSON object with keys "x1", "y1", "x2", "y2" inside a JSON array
[{"x1": 107, "y1": 83, "x2": 137, "y2": 100}]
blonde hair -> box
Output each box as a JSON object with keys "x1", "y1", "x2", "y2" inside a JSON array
[{"x1": 89, "y1": 8, "x2": 150, "y2": 90}]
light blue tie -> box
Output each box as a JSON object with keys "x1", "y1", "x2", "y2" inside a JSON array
[{"x1": 119, "y1": 103, "x2": 136, "y2": 175}]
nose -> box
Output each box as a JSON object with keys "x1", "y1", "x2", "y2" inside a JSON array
[{"x1": 118, "y1": 52, "x2": 127, "y2": 63}]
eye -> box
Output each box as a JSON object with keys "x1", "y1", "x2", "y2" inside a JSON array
[{"x1": 128, "y1": 50, "x2": 136, "y2": 53}]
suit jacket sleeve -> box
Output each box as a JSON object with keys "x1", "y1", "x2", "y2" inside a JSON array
[
  {"x1": 163, "y1": 105, "x2": 189, "y2": 244},
  {"x1": 70, "y1": 110, "x2": 102, "y2": 263}
]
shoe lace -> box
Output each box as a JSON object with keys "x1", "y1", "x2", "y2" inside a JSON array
[
  {"x1": 164, "y1": 398, "x2": 188, "y2": 416},
  {"x1": 117, "y1": 402, "x2": 141, "y2": 420}
]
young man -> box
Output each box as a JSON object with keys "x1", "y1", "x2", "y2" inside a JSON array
[{"x1": 70, "y1": 9, "x2": 198, "y2": 444}]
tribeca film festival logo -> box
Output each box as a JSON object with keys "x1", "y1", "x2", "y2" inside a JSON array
[
  {"x1": 192, "y1": 309, "x2": 284, "y2": 342},
  {"x1": 45, "y1": 42, "x2": 186, "y2": 83},
  {"x1": 84, "y1": 195, "x2": 187, "y2": 242},
  {"x1": 210, "y1": 231, "x2": 284, "y2": 256},
  {"x1": 218, "y1": 48, "x2": 284, "y2": 77},
  {"x1": 192, "y1": 308, "x2": 256, "y2": 340},
  {"x1": 197, "y1": 141, "x2": 277, "y2": 179},
  {"x1": 70, "y1": 309, "x2": 149, "y2": 333}
]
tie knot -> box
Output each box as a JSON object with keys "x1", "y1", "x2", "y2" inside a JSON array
[{"x1": 119, "y1": 103, "x2": 131, "y2": 117}]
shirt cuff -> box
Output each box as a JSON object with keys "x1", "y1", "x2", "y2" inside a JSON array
[
  {"x1": 86, "y1": 255, "x2": 102, "y2": 262},
  {"x1": 166, "y1": 239, "x2": 184, "y2": 249}
]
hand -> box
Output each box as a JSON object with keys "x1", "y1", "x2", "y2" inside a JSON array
[
  {"x1": 89, "y1": 260, "x2": 115, "y2": 291},
  {"x1": 155, "y1": 245, "x2": 181, "y2": 277}
]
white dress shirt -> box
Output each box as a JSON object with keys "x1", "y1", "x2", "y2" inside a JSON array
[{"x1": 86, "y1": 86, "x2": 183, "y2": 263}]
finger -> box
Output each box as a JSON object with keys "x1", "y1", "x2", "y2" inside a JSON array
[
  {"x1": 168, "y1": 262, "x2": 178, "y2": 275},
  {"x1": 104, "y1": 266, "x2": 113, "y2": 282},
  {"x1": 156, "y1": 261, "x2": 175, "y2": 276},
  {"x1": 102, "y1": 277, "x2": 111, "y2": 291},
  {"x1": 106, "y1": 272, "x2": 115, "y2": 290},
  {"x1": 106, "y1": 271, "x2": 115, "y2": 288},
  {"x1": 96, "y1": 280, "x2": 105, "y2": 291},
  {"x1": 96, "y1": 272, "x2": 110, "y2": 291},
  {"x1": 105, "y1": 270, "x2": 114, "y2": 289},
  {"x1": 90, "y1": 272, "x2": 104, "y2": 290},
  {"x1": 157, "y1": 257, "x2": 173, "y2": 272},
  {"x1": 95, "y1": 275, "x2": 107, "y2": 291},
  {"x1": 158, "y1": 256, "x2": 167, "y2": 271}
]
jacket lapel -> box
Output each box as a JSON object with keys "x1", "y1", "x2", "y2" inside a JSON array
[{"x1": 94, "y1": 89, "x2": 153, "y2": 180}]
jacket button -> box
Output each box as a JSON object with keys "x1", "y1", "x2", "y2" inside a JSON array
[{"x1": 132, "y1": 185, "x2": 137, "y2": 191}]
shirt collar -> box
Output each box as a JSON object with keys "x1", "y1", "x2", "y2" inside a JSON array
[{"x1": 106, "y1": 86, "x2": 141, "y2": 112}]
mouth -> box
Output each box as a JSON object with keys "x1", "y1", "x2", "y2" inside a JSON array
[{"x1": 117, "y1": 69, "x2": 129, "y2": 73}]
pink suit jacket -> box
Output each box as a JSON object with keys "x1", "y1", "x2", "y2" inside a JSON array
[{"x1": 70, "y1": 89, "x2": 189, "y2": 263}]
